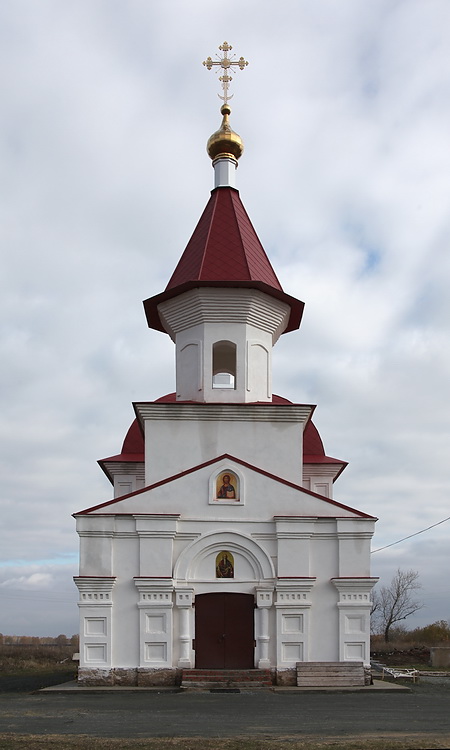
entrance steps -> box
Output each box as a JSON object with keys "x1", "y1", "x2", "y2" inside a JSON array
[
  {"x1": 181, "y1": 668, "x2": 272, "y2": 691},
  {"x1": 296, "y1": 661, "x2": 365, "y2": 687}
]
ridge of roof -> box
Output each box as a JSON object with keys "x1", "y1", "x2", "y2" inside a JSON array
[
  {"x1": 76, "y1": 452, "x2": 374, "y2": 519},
  {"x1": 230, "y1": 191, "x2": 252, "y2": 281}
]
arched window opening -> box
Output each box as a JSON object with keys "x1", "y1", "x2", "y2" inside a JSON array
[{"x1": 212, "y1": 341, "x2": 236, "y2": 389}]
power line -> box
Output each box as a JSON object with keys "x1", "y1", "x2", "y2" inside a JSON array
[
  {"x1": 0, "y1": 591, "x2": 76, "y2": 604},
  {"x1": 0, "y1": 588, "x2": 76, "y2": 603},
  {"x1": 371, "y1": 515, "x2": 450, "y2": 554}
]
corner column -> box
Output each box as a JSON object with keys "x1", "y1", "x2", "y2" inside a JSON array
[
  {"x1": 256, "y1": 587, "x2": 273, "y2": 668},
  {"x1": 175, "y1": 588, "x2": 195, "y2": 668}
]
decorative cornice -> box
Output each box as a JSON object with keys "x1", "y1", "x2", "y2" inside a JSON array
[
  {"x1": 134, "y1": 577, "x2": 174, "y2": 607},
  {"x1": 134, "y1": 402, "x2": 313, "y2": 424},
  {"x1": 256, "y1": 587, "x2": 274, "y2": 608},
  {"x1": 99, "y1": 462, "x2": 145, "y2": 479},
  {"x1": 158, "y1": 287, "x2": 290, "y2": 342},
  {"x1": 274, "y1": 516, "x2": 317, "y2": 523},
  {"x1": 73, "y1": 576, "x2": 116, "y2": 604},
  {"x1": 175, "y1": 588, "x2": 195, "y2": 608},
  {"x1": 331, "y1": 577, "x2": 379, "y2": 586},
  {"x1": 331, "y1": 577, "x2": 378, "y2": 604},
  {"x1": 135, "y1": 530, "x2": 177, "y2": 539},
  {"x1": 303, "y1": 464, "x2": 345, "y2": 478},
  {"x1": 275, "y1": 578, "x2": 316, "y2": 607}
]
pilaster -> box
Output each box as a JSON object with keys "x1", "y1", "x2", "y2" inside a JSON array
[
  {"x1": 275, "y1": 518, "x2": 316, "y2": 577},
  {"x1": 332, "y1": 577, "x2": 378, "y2": 666},
  {"x1": 134, "y1": 578, "x2": 174, "y2": 669},
  {"x1": 135, "y1": 515, "x2": 178, "y2": 577},
  {"x1": 74, "y1": 576, "x2": 116, "y2": 672},
  {"x1": 336, "y1": 518, "x2": 376, "y2": 577},
  {"x1": 275, "y1": 578, "x2": 315, "y2": 669}
]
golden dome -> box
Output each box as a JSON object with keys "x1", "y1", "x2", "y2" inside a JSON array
[{"x1": 207, "y1": 104, "x2": 244, "y2": 162}]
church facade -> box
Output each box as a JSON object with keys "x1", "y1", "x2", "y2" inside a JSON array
[{"x1": 74, "y1": 88, "x2": 377, "y2": 687}]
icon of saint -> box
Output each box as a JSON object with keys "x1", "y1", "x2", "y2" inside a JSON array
[
  {"x1": 217, "y1": 473, "x2": 236, "y2": 499},
  {"x1": 216, "y1": 552, "x2": 234, "y2": 578}
]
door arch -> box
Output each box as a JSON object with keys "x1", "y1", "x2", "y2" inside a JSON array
[{"x1": 195, "y1": 592, "x2": 254, "y2": 669}]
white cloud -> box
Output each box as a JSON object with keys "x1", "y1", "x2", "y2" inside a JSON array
[
  {"x1": 1, "y1": 0, "x2": 449, "y2": 635},
  {"x1": 1, "y1": 572, "x2": 53, "y2": 589}
]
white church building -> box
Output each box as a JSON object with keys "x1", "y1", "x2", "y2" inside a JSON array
[{"x1": 74, "y1": 70, "x2": 377, "y2": 686}]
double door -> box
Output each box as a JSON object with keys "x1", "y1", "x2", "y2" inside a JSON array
[{"x1": 195, "y1": 592, "x2": 254, "y2": 669}]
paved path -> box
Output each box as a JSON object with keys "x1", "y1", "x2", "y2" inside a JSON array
[{"x1": 1, "y1": 687, "x2": 450, "y2": 739}]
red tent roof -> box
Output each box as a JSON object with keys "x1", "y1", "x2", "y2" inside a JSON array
[
  {"x1": 167, "y1": 187, "x2": 282, "y2": 289},
  {"x1": 144, "y1": 187, "x2": 304, "y2": 333}
]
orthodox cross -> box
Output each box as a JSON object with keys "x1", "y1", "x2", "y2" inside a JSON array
[{"x1": 203, "y1": 42, "x2": 248, "y2": 104}]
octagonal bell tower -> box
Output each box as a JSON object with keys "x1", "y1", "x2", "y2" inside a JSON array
[{"x1": 144, "y1": 103, "x2": 304, "y2": 402}]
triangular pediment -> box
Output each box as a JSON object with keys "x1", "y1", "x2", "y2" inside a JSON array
[{"x1": 75, "y1": 454, "x2": 374, "y2": 520}]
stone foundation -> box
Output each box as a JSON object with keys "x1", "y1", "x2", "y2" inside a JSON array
[
  {"x1": 78, "y1": 668, "x2": 114, "y2": 686},
  {"x1": 77, "y1": 667, "x2": 180, "y2": 687},
  {"x1": 114, "y1": 668, "x2": 138, "y2": 686},
  {"x1": 275, "y1": 668, "x2": 296, "y2": 686},
  {"x1": 137, "y1": 668, "x2": 181, "y2": 687},
  {"x1": 78, "y1": 665, "x2": 371, "y2": 688}
]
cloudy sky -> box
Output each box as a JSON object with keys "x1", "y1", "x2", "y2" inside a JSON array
[{"x1": 1, "y1": 0, "x2": 449, "y2": 637}]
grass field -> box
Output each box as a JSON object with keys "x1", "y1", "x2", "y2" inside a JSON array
[{"x1": 0, "y1": 644, "x2": 77, "y2": 692}]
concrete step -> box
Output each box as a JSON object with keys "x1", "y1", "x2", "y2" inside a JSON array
[
  {"x1": 298, "y1": 667, "x2": 364, "y2": 674},
  {"x1": 297, "y1": 662, "x2": 365, "y2": 687},
  {"x1": 181, "y1": 669, "x2": 272, "y2": 690}
]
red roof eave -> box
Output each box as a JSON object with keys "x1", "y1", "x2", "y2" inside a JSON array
[
  {"x1": 99, "y1": 454, "x2": 144, "y2": 463},
  {"x1": 143, "y1": 279, "x2": 304, "y2": 335}
]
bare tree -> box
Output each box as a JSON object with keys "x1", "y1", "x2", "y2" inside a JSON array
[{"x1": 371, "y1": 568, "x2": 423, "y2": 642}]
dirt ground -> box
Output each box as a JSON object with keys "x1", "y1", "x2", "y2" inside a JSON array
[
  {"x1": 1, "y1": 683, "x2": 450, "y2": 743},
  {"x1": 1, "y1": 663, "x2": 449, "y2": 749},
  {"x1": 1, "y1": 734, "x2": 450, "y2": 750}
]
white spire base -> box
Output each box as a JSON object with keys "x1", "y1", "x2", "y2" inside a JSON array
[{"x1": 213, "y1": 156, "x2": 238, "y2": 189}]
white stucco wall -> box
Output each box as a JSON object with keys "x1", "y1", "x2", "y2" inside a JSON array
[
  {"x1": 75, "y1": 504, "x2": 376, "y2": 673},
  {"x1": 137, "y1": 403, "x2": 312, "y2": 487}
]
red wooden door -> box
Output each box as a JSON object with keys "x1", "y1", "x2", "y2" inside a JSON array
[{"x1": 195, "y1": 593, "x2": 254, "y2": 668}]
